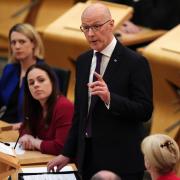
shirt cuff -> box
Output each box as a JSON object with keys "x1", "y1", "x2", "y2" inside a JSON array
[{"x1": 105, "y1": 97, "x2": 110, "y2": 109}]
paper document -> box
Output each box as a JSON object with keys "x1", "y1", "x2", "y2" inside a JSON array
[
  {"x1": 22, "y1": 173, "x2": 76, "y2": 180},
  {"x1": 21, "y1": 165, "x2": 77, "y2": 180},
  {"x1": 0, "y1": 142, "x2": 15, "y2": 156},
  {"x1": 22, "y1": 165, "x2": 74, "y2": 173},
  {"x1": 9, "y1": 142, "x2": 25, "y2": 155}
]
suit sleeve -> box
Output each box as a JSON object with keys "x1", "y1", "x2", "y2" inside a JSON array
[{"x1": 62, "y1": 61, "x2": 81, "y2": 158}]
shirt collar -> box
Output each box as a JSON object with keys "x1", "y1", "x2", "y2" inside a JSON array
[{"x1": 94, "y1": 37, "x2": 117, "y2": 57}]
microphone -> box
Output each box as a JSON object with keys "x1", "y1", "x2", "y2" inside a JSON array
[{"x1": 0, "y1": 106, "x2": 7, "y2": 118}]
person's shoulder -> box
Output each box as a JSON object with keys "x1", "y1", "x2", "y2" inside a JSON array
[
  {"x1": 36, "y1": 58, "x2": 45, "y2": 64},
  {"x1": 4, "y1": 62, "x2": 18, "y2": 68},
  {"x1": 117, "y1": 42, "x2": 147, "y2": 63},
  {"x1": 55, "y1": 95, "x2": 74, "y2": 108},
  {"x1": 76, "y1": 49, "x2": 93, "y2": 62},
  {"x1": 2, "y1": 63, "x2": 19, "y2": 73}
]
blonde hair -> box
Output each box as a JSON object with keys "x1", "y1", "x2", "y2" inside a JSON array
[
  {"x1": 8, "y1": 23, "x2": 44, "y2": 62},
  {"x1": 141, "y1": 134, "x2": 180, "y2": 174}
]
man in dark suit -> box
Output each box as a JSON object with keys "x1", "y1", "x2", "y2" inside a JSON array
[{"x1": 47, "y1": 3, "x2": 153, "y2": 180}]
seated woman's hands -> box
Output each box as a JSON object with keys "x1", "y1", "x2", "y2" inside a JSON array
[{"x1": 19, "y1": 134, "x2": 42, "y2": 151}]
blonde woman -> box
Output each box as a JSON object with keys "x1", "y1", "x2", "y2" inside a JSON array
[
  {"x1": 141, "y1": 134, "x2": 180, "y2": 180},
  {"x1": 0, "y1": 23, "x2": 44, "y2": 129}
]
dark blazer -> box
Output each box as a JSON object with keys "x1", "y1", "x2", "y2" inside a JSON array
[
  {"x1": 63, "y1": 41, "x2": 153, "y2": 174},
  {"x1": 0, "y1": 59, "x2": 44, "y2": 123}
]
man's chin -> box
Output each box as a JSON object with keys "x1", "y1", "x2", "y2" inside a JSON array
[{"x1": 90, "y1": 44, "x2": 101, "y2": 51}]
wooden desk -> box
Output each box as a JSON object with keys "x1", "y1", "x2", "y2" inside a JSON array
[
  {"x1": 0, "y1": 0, "x2": 29, "y2": 38},
  {"x1": 17, "y1": 150, "x2": 55, "y2": 166},
  {"x1": 0, "y1": 129, "x2": 72, "y2": 179},
  {"x1": 143, "y1": 25, "x2": 180, "y2": 137},
  {"x1": 118, "y1": 27, "x2": 166, "y2": 46},
  {"x1": 0, "y1": 130, "x2": 18, "y2": 142},
  {"x1": 0, "y1": 129, "x2": 54, "y2": 165},
  {"x1": 142, "y1": 25, "x2": 180, "y2": 138},
  {"x1": 43, "y1": 1, "x2": 133, "y2": 101},
  {"x1": 142, "y1": 25, "x2": 180, "y2": 176},
  {"x1": 0, "y1": 120, "x2": 13, "y2": 131}
]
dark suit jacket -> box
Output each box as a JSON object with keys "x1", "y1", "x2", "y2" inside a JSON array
[
  {"x1": 0, "y1": 59, "x2": 44, "y2": 123},
  {"x1": 63, "y1": 41, "x2": 153, "y2": 174}
]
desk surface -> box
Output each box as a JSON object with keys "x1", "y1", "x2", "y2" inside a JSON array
[
  {"x1": 0, "y1": 130, "x2": 18, "y2": 142},
  {"x1": 144, "y1": 25, "x2": 180, "y2": 65},
  {"x1": 0, "y1": 129, "x2": 55, "y2": 165},
  {"x1": 118, "y1": 27, "x2": 166, "y2": 46},
  {"x1": 142, "y1": 25, "x2": 180, "y2": 138},
  {"x1": 0, "y1": 0, "x2": 29, "y2": 38},
  {"x1": 17, "y1": 150, "x2": 55, "y2": 165},
  {"x1": 44, "y1": 2, "x2": 133, "y2": 41},
  {"x1": 0, "y1": 120, "x2": 13, "y2": 131}
]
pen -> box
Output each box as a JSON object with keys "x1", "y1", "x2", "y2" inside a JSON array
[{"x1": 14, "y1": 134, "x2": 20, "y2": 149}]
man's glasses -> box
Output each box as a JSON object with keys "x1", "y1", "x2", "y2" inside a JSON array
[{"x1": 80, "y1": 20, "x2": 111, "y2": 33}]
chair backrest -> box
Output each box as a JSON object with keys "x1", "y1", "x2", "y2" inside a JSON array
[{"x1": 53, "y1": 67, "x2": 71, "y2": 96}]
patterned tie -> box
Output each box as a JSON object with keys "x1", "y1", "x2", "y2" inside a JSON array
[
  {"x1": 93, "y1": 52, "x2": 103, "y2": 81},
  {"x1": 85, "y1": 52, "x2": 103, "y2": 137}
]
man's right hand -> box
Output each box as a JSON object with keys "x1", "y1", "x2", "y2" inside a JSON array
[{"x1": 47, "y1": 155, "x2": 70, "y2": 172}]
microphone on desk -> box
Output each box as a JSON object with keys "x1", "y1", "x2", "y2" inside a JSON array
[{"x1": 0, "y1": 106, "x2": 7, "y2": 118}]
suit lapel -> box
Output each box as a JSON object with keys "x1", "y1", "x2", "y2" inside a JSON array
[
  {"x1": 103, "y1": 41, "x2": 123, "y2": 83},
  {"x1": 80, "y1": 51, "x2": 93, "y2": 115},
  {"x1": 83, "y1": 52, "x2": 93, "y2": 84}
]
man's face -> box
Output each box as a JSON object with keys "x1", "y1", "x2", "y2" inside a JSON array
[{"x1": 81, "y1": 14, "x2": 114, "y2": 51}]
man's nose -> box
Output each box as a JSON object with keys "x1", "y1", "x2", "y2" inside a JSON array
[{"x1": 87, "y1": 28, "x2": 95, "y2": 36}]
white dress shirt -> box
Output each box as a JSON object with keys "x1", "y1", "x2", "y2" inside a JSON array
[{"x1": 88, "y1": 37, "x2": 117, "y2": 109}]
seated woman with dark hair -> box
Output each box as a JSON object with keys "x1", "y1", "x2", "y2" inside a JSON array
[
  {"x1": 19, "y1": 64, "x2": 74, "y2": 155},
  {"x1": 141, "y1": 134, "x2": 180, "y2": 180}
]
